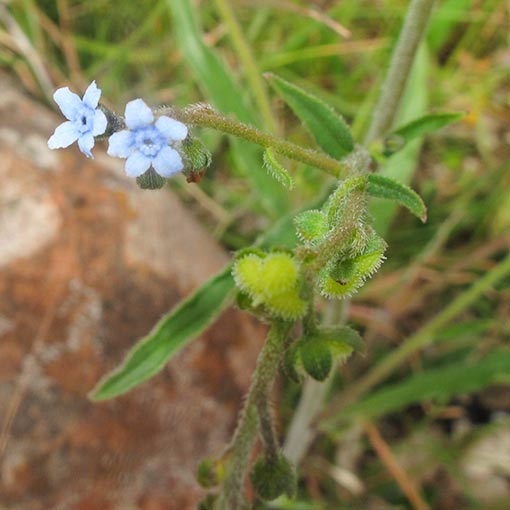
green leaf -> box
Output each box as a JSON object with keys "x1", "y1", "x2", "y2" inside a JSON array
[
  {"x1": 90, "y1": 266, "x2": 235, "y2": 400},
  {"x1": 344, "y1": 349, "x2": 510, "y2": 419},
  {"x1": 370, "y1": 44, "x2": 428, "y2": 234},
  {"x1": 166, "y1": 0, "x2": 288, "y2": 218},
  {"x1": 383, "y1": 112, "x2": 465, "y2": 156},
  {"x1": 367, "y1": 174, "x2": 427, "y2": 222},
  {"x1": 265, "y1": 73, "x2": 354, "y2": 160},
  {"x1": 263, "y1": 148, "x2": 294, "y2": 189}
]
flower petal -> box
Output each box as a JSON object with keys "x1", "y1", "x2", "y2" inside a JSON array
[
  {"x1": 53, "y1": 87, "x2": 83, "y2": 120},
  {"x1": 82, "y1": 80, "x2": 102, "y2": 109},
  {"x1": 92, "y1": 109, "x2": 107, "y2": 136},
  {"x1": 125, "y1": 151, "x2": 151, "y2": 177},
  {"x1": 155, "y1": 116, "x2": 188, "y2": 141},
  {"x1": 48, "y1": 121, "x2": 79, "y2": 149},
  {"x1": 125, "y1": 99, "x2": 154, "y2": 129},
  {"x1": 152, "y1": 146, "x2": 183, "y2": 178},
  {"x1": 107, "y1": 130, "x2": 134, "y2": 158},
  {"x1": 78, "y1": 133, "x2": 95, "y2": 158}
]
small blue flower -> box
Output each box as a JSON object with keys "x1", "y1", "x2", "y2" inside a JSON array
[
  {"x1": 48, "y1": 81, "x2": 107, "y2": 158},
  {"x1": 107, "y1": 99, "x2": 188, "y2": 178}
]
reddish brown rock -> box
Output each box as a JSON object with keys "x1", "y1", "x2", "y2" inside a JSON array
[{"x1": 0, "y1": 76, "x2": 264, "y2": 510}]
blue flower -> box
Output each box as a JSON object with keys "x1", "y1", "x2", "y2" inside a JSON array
[
  {"x1": 107, "y1": 99, "x2": 188, "y2": 178},
  {"x1": 48, "y1": 81, "x2": 107, "y2": 158}
]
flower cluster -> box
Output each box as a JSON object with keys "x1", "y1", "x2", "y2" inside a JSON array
[{"x1": 48, "y1": 81, "x2": 189, "y2": 186}]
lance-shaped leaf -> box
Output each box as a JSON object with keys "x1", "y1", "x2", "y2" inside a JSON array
[
  {"x1": 90, "y1": 266, "x2": 235, "y2": 400},
  {"x1": 383, "y1": 112, "x2": 465, "y2": 157},
  {"x1": 263, "y1": 148, "x2": 293, "y2": 189},
  {"x1": 265, "y1": 73, "x2": 354, "y2": 160},
  {"x1": 367, "y1": 174, "x2": 427, "y2": 222}
]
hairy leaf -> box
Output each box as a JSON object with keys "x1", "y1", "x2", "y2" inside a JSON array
[
  {"x1": 263, "y1": 148, "x2": 294, "y2": 189},
  {"x1": 265, "y1": 73, "x2": 354, "y2": 159},
  {"x1": 367, "y1": 174, "x2": 427, "y2": 222},
  {"x1": 384, "y1": 112, "x2": 465, "y2": 156},
  {"x1": 90, "y1": 266, "x2": 235, "y2": 400}
]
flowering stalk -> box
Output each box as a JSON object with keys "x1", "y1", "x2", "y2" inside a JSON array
[
  {"x1": 217, "y1": 320, "x2": 293, "y2": 510},
  {"x1": 158, "y1": 105, "x2": 350, "y2": 178}
]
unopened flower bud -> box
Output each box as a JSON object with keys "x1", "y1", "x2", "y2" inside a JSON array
[{"x1": 250, "y1": 454, "x2": 296, "y2": 501}]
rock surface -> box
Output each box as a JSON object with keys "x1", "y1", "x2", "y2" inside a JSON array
[{"x1": 0, "y1": 76, "x2": 264, "y2": 510}]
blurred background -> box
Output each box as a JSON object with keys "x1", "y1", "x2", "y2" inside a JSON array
[{"x1": 0, "y1": 1, "x2": 508, "y2": 509}]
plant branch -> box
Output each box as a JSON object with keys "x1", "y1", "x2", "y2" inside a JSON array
[
  {"x1": 159, "y1": 105, "x2": 349, "y2": 178},
  {"x1": 217, "y1": 320, "x2": 292, "y2": 510},
  {"x1": 364, "y1": 0, "x2": 436, "y2": 144},
  {"x1": 283, "y1": 0, "x2": 437, "y2": 468}
]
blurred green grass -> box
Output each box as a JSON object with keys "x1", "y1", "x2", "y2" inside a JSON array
[{"x1": 1, "y1": 0, "x2": 508, "y2": 507}]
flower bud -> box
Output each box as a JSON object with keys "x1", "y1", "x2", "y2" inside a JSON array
[
  {"x1": 181, "y1": 136, "x2": 212, "y2": 183},
  {"x1": 299, "y1": 339, "x2": 332, "y2": 381},
  {"x1": 250, "y1": 454, "x2": 296, "y2": 501}
]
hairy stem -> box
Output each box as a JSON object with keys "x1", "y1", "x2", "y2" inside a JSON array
[
  {"x1": 159, "y1": 105, "x2": 349, "y2": 178},
  {"x1": 256, "y1": 397, "x2": 279, "y2": 461},
  {"x1": 282, "y1": 0, "x2": 437, "y2": 468},
  {"x1": 364, "y1": 0, "x2": 436, "y2": 144},
  {"x1": 217, "y1": 320, "x2": 292, "y2": 510}
]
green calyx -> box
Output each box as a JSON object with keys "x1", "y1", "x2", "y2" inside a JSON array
[
  {"x1": 250, "y1": 453, "x2": 297, "y2": 501},
  {"x1": 318, "y1": 230, "x2": 387, "y2": 299},
  {"x1": 289, "y1": 326, "x2": 365, "y2": 381},
  {"x1": 136, "y1": 168, "x2": 166, "y2": 190},
  {"x1": 232, "y1": 251, "x2": 307, "y2": 320}
]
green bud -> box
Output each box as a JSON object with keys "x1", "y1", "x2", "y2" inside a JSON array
[
  {"x1": 97, "y1": 104, "x2": 125, "y2": 139},
  {"x1": 232, "y1": 251, "x2": 307, "y2": 320},
  {"x1": 294, "y1": 209, "x2": 330, "y2": 246},
  {"x1": 182, "y1": 136, "x2": 212, "y2": 182},
  {"x1": 299, "y1": 339, "x2": 333, "y2": 381},
  {"x1": 136, "y1": 167, "x2": 166, "y2": 190},
  {"x1": 250, "y1": 454, "x2": 296, "y2": 501},
  {"x1": 197, "y1": 458, "x2": 223, "y2": 488}
]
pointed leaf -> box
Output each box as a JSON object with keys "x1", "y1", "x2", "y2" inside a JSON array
[
  {"x1": 367, "y1": 174, "x2": 427, "y2": 222},
  {"x1": 263, "y1": 148, "x2": 293, "y2": 189},
  {"x1": 265, "y1": 73, "x2": 354, "y2": 159},
  {"x1": 90, "y1": 266, "x2": 235, "y2": 400},
  {"x1": 384, "y1": 112, "x2": 465, "y2": 156}
]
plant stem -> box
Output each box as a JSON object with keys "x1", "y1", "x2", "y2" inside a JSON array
[
  {"x1": 160, "y1": 105, "x2": 349, "y2": 178},
  {"x1": 282, "y1": 0, "x2": 437, "y2": 468},
  {"x1": 364, "y1": 0, "x2": 436, "y2": 144},
  {"x1": 214, "y1": 0, "x2": 278, "y2": 133},
  {"x1": 319, "y1": 256, "x2": 510, "y2": 428},
  {"x1": 217, "y1": 320, "x2": 292, "y2": 510},
  {"x1": 256, "y1": 397, "x2": 279, "y2": 461}
]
